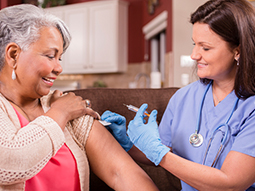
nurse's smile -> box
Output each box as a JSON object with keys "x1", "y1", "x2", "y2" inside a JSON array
[{"x1": 197, "y1": 62, "x2": 208, "y2": 68}]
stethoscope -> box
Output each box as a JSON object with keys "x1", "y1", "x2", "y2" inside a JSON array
[{"x1": 189, "y1": 81, "x2": 239, "y2": 166}]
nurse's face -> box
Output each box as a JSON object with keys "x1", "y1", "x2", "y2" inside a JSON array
[{"x1": 191, "y1": 22, "x2": 238, "y2": 83}]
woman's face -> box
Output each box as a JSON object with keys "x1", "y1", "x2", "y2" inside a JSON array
[
  {"x1": 16, "y1": 27, "x2": 63, "y2": 98},
  {"x1": 191, "y1": 22, "x2": 238, "y2": 83}
]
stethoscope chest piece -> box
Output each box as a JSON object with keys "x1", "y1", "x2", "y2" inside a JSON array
[{"x1": 189, "y1": 133, "x2": 203, "y2": 147}]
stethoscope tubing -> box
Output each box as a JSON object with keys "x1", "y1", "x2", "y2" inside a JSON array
[
  {"x1": 198, "y1": 81, "x2": 239, "y2": 166},
  {"x1": 195, "y1": 81, "x2": 213, "y2": 134},
  {"x1": 209, "y1": 97, "x2": 239, "y2": 146}
]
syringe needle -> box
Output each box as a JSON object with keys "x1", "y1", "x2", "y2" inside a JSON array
[{"x1": 123, "y1": 104, "x2": 150, "y2": 117}]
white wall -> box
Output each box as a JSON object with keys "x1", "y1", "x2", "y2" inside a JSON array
[{"x1": 172, "y1": 0, "x2": 207, "y2": 87}]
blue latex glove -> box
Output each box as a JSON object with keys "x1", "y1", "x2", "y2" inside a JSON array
[
  {"x1": 127, "y1": 104, "x2": 170, "y2": 166},
  {"x1": 101, "y1": 110, "x2": 133, "y2": 152}
]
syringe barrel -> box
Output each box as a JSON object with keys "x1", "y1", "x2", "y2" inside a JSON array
[
  {"x1": 127, "y1": 105, "x2": 139, "y2": 112},
  {"x1": 125, "y1": 104, "x2": 150, "y2": 117}
]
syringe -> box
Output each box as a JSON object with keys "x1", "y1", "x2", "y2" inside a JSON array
[{"x1": 123, "y1": 104, "x2": 150, "y2": 117}]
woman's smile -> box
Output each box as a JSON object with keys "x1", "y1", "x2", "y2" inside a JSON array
[{"x1": 42, "y1": 77, "x2": 56, "y2": 86}]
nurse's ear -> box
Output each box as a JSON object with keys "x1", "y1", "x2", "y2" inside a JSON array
[
  {"x1": 5, "y1": 42, "x2": 21, "y2": 69},
  {"x1": 234, "y1": 45, "x2": 240, "y2": 62}
]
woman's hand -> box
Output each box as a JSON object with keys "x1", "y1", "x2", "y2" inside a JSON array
[
  {"x1": 46, "y1": 90, "x2": 99, "y2": 130},
  {"x1": 101, "y1": 110, "x2": 133, "y2": 151}
]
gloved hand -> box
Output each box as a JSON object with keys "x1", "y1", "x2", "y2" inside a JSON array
[
  {"x1": 101, "y1": 111, "x2": 133, "y2": 152},
  {"x1": 127, "y1": 104, "x2": 170, "y2": 166}
]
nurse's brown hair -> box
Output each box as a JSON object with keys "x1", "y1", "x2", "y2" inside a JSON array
[{"x1": 190, "y1": 0, "x2": 255, "y2": 99}]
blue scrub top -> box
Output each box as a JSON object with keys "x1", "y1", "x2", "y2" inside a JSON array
[{"x1": 159, "y1": 80, "x2": 255, "y2": 191}]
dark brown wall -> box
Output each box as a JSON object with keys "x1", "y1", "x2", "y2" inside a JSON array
[
  {"x1": 126, "y1": 0, "x2": 144, "y2": 63},
  {"x1": 1, "y1": 0, "x2": 22, "y2": 8}
]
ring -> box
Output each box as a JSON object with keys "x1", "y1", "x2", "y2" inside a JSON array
[{"x1": 85, "y1": 99, "x2": 91, "y2": 108}]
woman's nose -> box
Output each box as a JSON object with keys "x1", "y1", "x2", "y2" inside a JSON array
[{"x1": 53, "y1": 60, "x2": 63, "y2": 75}]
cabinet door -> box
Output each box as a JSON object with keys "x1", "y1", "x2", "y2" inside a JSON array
[
  {"x1": 88, "y1": 3, "x2": 117, "y2": 73},
  {"x1": 62, "y1": 7, "x2": 89, "y2": 74},
  {"x1": 45, "y1": 1, "x2": 127, "y2": 74}
]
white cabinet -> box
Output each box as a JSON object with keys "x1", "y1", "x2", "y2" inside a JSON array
[{"x1": 46, "y1": 0, "x2": 128, "y2": 74}]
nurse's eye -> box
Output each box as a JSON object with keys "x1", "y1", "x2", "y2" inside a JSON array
[
  {"x1": 203, "y1": 47, "x2": 210, "y2": 51},
  {"x1": 46, "y1": 55, "x2": 54, "y2": 60}
]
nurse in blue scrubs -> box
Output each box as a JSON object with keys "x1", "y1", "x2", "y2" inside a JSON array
[{"x1": 102, "y1": 0, "x2": 255, "y2": 190}]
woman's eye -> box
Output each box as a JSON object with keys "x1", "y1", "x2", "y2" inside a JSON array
[{"x1": 203, "y1": 47, "x2": 210, "y2": 51}]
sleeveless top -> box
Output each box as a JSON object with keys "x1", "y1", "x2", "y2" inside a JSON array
[{"x1": 13, "y1": 107, "x2": 81, "y2": 191}]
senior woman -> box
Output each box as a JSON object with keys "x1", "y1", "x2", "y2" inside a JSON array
[{"x1": 0, "y1": 4, "x2": 159, "y2": 191}]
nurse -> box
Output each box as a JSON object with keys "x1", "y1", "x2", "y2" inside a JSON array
[{"x1": 101, "y1": 0, "x2": 255, "y2": 190}]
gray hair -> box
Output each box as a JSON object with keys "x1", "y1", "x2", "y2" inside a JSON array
[{"x1": 0, "y1": 4, "x2": 71, "y2": 70}]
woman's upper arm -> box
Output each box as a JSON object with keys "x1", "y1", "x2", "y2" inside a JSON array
[{"x1": 85, "y1": 120, "x2": 159, "y2": 191}]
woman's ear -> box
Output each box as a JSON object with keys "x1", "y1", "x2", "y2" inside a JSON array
[{"x1": 5, "y1": 42, "x2": 21, "y2": 68}]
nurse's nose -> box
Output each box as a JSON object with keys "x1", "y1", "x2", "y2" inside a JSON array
[{"x1": 190, "y1": 46, "x2": 201, "y2": 61}]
